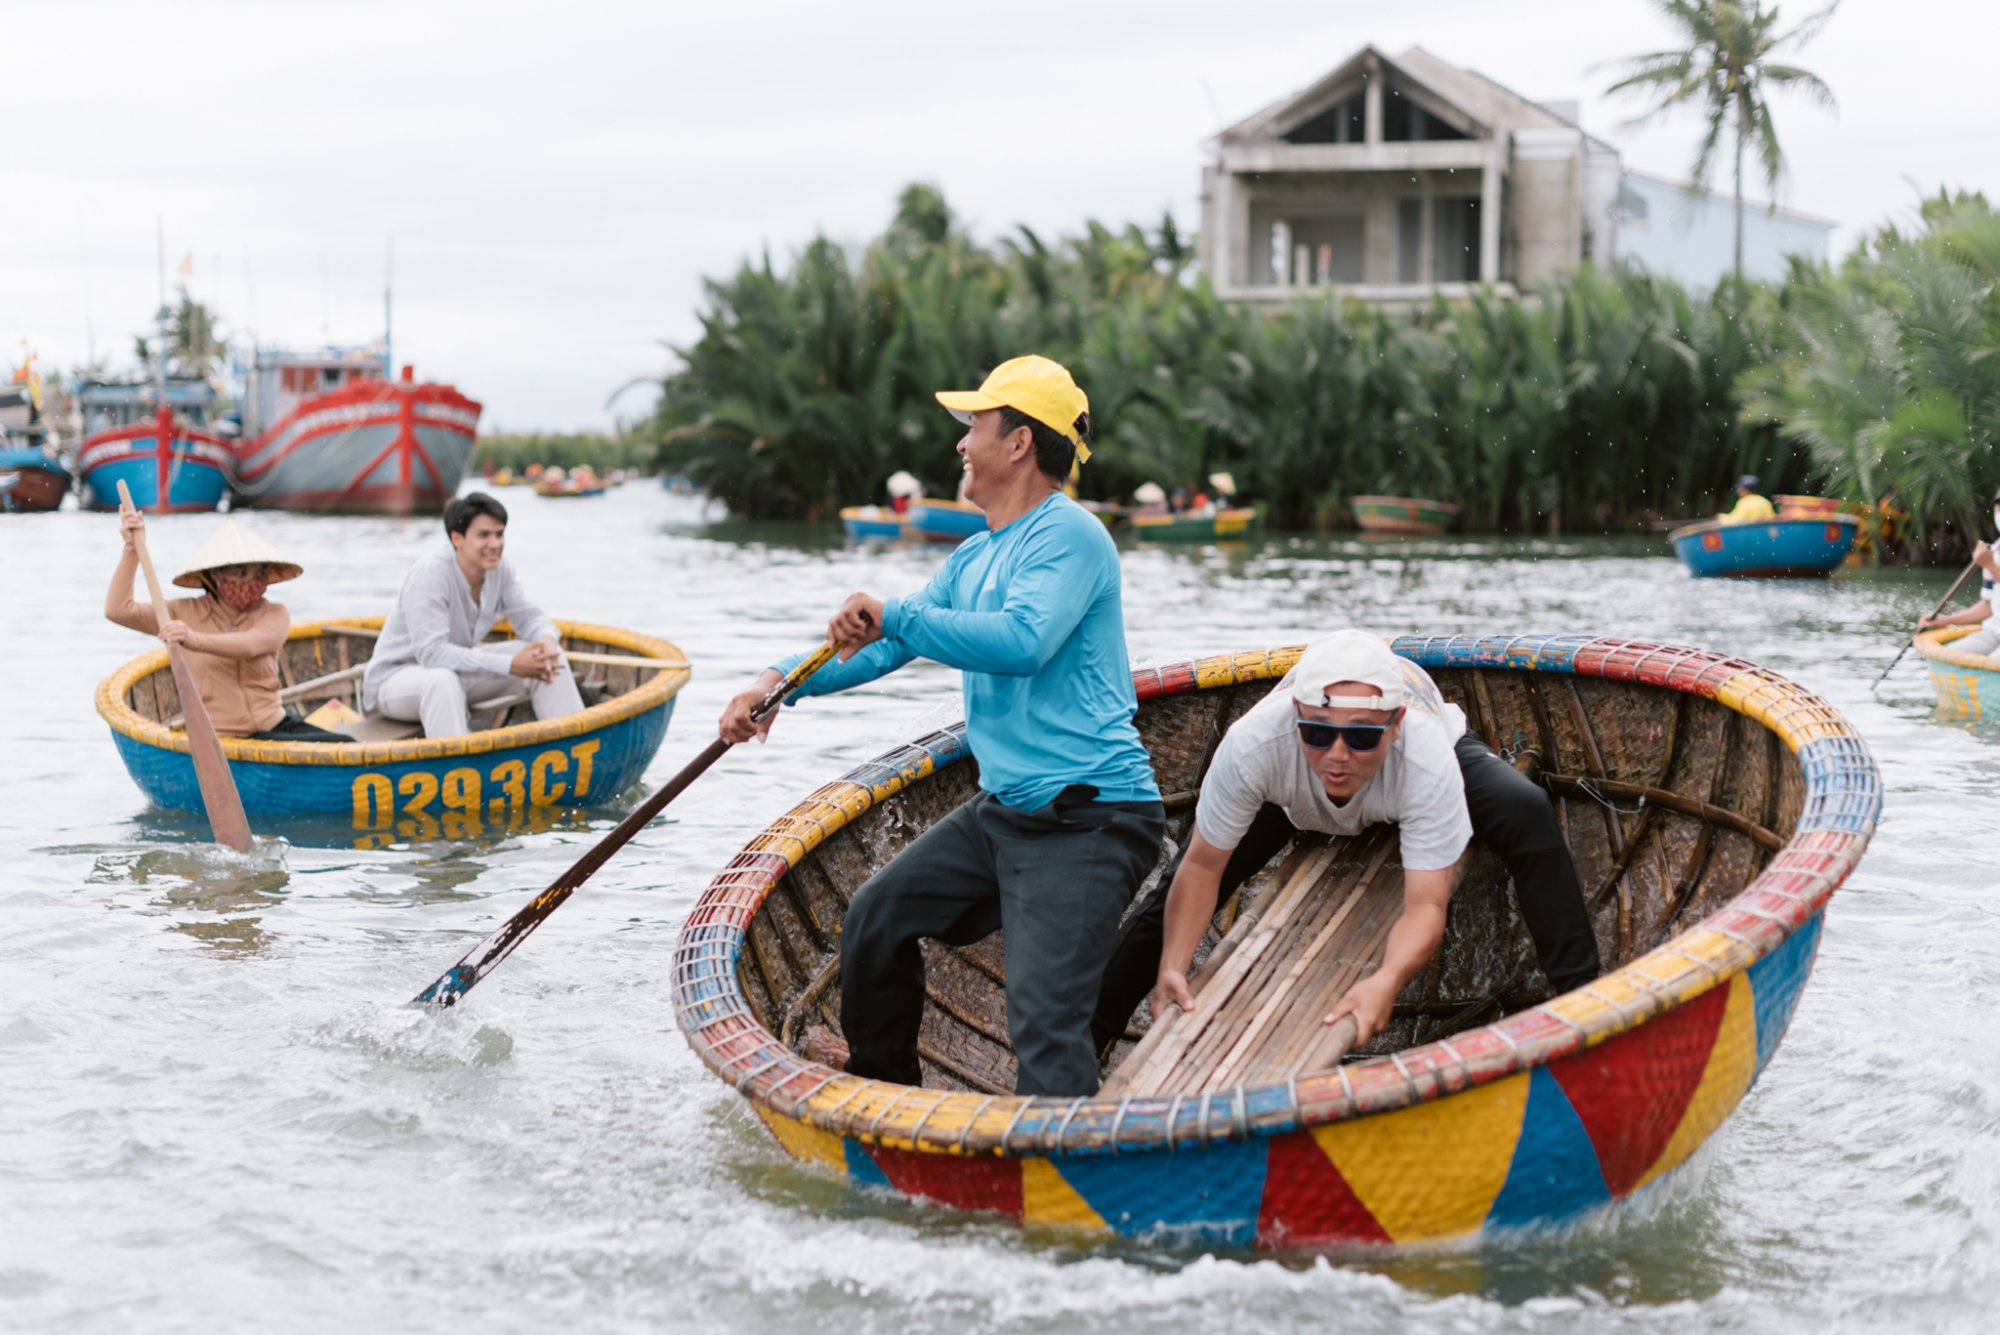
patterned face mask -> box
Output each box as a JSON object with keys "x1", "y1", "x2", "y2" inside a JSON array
[{"x1": 213, "y1": 566, "x2": 269, "y2": 612}]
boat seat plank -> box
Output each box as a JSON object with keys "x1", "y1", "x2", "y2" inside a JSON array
[
  {"x1": 342, "y1": 714, "x2": 425, "y2": 744},
  {"x1": 1102, "y1": 825, "x2": 1405, "y2": 1097}
]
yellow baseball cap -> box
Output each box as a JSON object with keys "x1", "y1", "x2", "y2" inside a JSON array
[{"x1": 935, "y1": 355, "x2": 1092, "y2": 464}]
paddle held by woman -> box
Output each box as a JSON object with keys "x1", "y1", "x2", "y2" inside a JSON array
[{"x1": 116, "y1": 482, "x2": 254, "y2": 853}]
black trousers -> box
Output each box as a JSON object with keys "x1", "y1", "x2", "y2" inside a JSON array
[
  {"x1": 840, "y1": 786, "x2": 1165, "y2": 1097},
  {"x1": 1090, "y1": 731, "x2": 1602, "y2": 1052},
  {"x1": 245, "y1": 714, "x2": 355, "y2": 744}
]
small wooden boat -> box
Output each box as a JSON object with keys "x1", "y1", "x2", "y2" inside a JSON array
[
  {"x1": 674, "y1": 635, "x2": 1878, "y2": 1248},
  {"x1": 1912, "y1": 626, "x2": 2000, "y2": 717},
  {"x1": 0, "y1": 444, "x2": 69, "y2": 513},
  {"x1": 97, "y1": 617, "x2": 689, "y2": 836},
  {"x1": 904, "y1": 498, "x2": 988, "y2": 544},
  {"x1": 1129, "y1": 506, "x2": 1261, "y2": 542},
  {"x1": 1350, "y1": 495, "x2": 1459, "y2": 535},
  {"x1": 840, "y1": 505, "x2": 907, "y2": 542},
  {"x1": 1772, "y1": 494, "x2": 1843, "y2": 519},
  {"x1": 534, "y1": 478, "x2": 608, "y2": 498},
  {"x1": 1669, "y1": 515, "x2": 1859, "y2": 578}
]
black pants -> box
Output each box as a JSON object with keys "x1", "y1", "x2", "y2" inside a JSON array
[
  {"x1": 840, "y1": 786, "x2": 1165, "y2": 1097},
  {"x1": 1090, "y1": 732, "x2": 1601, "y2": 1052},
  {"x1": 244, "y1": 714, "x2": 355, "y2": 744}
]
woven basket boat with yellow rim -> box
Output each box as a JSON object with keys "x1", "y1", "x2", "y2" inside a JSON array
[
  {"x1": 97, "y1": 616, "x2": 690, "y2": 834},
  {"x1": 673, "y1": 635, "x2": 1878, "y2": 1248},
  {"x1": 1913, "y1": 625, "x2": 2000, "y2": 718}
]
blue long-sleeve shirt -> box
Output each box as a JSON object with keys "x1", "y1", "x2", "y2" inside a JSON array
[{"x1": 777, "y1": 493, "x2": 1159, "y2": 811}]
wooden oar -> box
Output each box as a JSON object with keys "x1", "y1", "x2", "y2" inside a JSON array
[
  {"x1": 116, "y1": 481, "x2": 253, "y2": 853},
  {"x1": 409, "y1": 639, "x2": 843, "y2": 1008},
  {"x1": 1872, "y1": 559, "x2": 1979, "y2": 691}
]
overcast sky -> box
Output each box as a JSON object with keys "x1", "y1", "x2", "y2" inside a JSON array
[{"x1": 7, "y1": 0, "x2": 1994, "y2": 431}]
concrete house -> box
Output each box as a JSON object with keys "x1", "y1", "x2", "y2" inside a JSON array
[{"x1": 1198, "y1": 46, "x2": 1623, "y2": 302}]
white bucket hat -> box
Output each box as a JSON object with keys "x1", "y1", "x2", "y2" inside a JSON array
[
  {"x1": 173, "y1": 517, "x2": 304, "y2": 589},
  {"x1": 1289, "y1": 630, "x2": 1407, "y2": 711},
  {"x1": 885, "y1": 470, "x2": 923, "y2": 499}
]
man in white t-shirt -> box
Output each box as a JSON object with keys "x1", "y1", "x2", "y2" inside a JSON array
[
  {"x1": 1919, "y1": 490, "x2": 2000, "y2": 658},
  {"x1": 1093, "y1": 630, "x2": 1601, "y2": 1052}
]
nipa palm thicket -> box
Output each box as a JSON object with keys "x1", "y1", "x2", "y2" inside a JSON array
[{"x1": 642, "y1": 183, "x2": 1986, "y2": 554}]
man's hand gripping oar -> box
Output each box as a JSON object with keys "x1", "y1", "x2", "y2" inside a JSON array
[{"x1": 408, "y1": 635, "x2": 849, "y2": 1008}]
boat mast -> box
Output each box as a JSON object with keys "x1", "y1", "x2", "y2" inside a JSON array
[
  {"x1": 383, "y1": 236, "x2": 394, "y2": 379},
  {"x1": 153, "y1": 217, "x2": 169, "y2": 408}
]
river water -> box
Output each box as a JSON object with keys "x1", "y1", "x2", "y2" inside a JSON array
[{"x1": 4, "y1": 486, "x2": 1994, "y2": 1334}]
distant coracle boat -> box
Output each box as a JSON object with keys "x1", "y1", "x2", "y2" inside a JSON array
[
  {"x1": 1350, "y1": 495, "x2": 1459, "y2": 535},
  {"x1": 904, "y1": 498, "x2": 987, "y2": 544},
  {"x1": 1912, "y1": 626, "x2": 2000, "y2": 718},
  {"x1": 673, "y1": 635, "x2": 1877, "y2": 1249},
  {"x1": 1669, "y1": 516, "x2": 1858, "y2": 578},
  {"x1": 233, "y1": 350, "x2": 481, "y2": 515},
  {"x1": 1129, "y1": 506, "x2": 1261, "y2": 543},
  {"x1": 75, "y1": 381, "x2": 233, "y2": 513},
  {"x1": 840, "y1": 505, "x2": 906, "y2": 542},
  {"x1": 97, "y1": 617, "x2": 688, "y2": 835}
]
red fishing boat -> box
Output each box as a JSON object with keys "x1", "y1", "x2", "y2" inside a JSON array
[{"x1": 232, "y1": 347, "x2": 481, "y2": 515}]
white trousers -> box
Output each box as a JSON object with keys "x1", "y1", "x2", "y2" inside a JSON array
[{"x1": 374, "y1": 642, "x2": 586, "y2": 738}]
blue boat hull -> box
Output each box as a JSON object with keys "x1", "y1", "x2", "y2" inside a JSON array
[
  {"x1": 77, "y1": 431, "x2": 232, "y2": 513},
  {"x1": 905, "y1": 500, "x2": 988, "y2": 544},
  {"x1": 1669, "y1": 516, "x2": 1858, "y2": 577},
  {"x1": 1914, "y1": 627, "x2": 2000, "y2": 718},
  {"x1": 840, "y1": 506, "x2": 905, "y2": 541}
]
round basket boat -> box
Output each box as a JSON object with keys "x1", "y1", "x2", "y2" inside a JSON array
[
  {"x1": 1668, "y1": 516, "x2": 1859, "y2": 578},
  {"x1": 672, "y1": 635, "x2": 1879, "y2": 1248},
  {"x1": 1912, "y1": 625, "x2": 2000, "y2": 718},
  {"x1": 97, "y1": 616, "x2": 690, "y2": 835}
]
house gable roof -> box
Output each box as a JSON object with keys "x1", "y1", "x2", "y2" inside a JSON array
[{"x1": 1215, "y1": 44, "x2": 1574, "y2": 147}]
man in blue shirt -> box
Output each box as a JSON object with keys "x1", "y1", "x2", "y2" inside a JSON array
[{"x1": 719, "y1": 356, "x2": 1164, "y2": 1096}]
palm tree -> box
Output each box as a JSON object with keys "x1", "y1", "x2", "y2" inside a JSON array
[{"x1": 1605, "y1": 2, "x2": 1837, "y2": 281}]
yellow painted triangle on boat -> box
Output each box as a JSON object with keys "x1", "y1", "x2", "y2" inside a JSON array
[
  {"x1": 1311, "y1": 1069, "x2": 1531, "y2": 1243},
  {"x1": 756, "y1": 1106, "x2": 847, "y2": 1171},
  {"x1": 1021, "y1": 1158, "x2": 1110, "y2": 1233},
  {"x1": 1634, "y1": 973, "x2": 1759, "y2": 1192}
]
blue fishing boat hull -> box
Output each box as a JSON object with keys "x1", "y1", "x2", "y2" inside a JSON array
[
  {"x1": 905, "y1": 499, "x2": 988, "y2": 544},
  {"x1": 840, "y1": 506, "x2": 905, "y2": 541},
  {"x1": 76, "y1": 422, "x2": 233, "y2": 513},
  {"x1": 1669, "y1": 516, "x2": 1859, "y2": 577}
]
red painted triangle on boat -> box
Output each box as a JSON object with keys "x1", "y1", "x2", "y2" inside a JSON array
[
  {"x1": 1256, "y1": 1129, "x2": 1393, "y2": 1246},
  {"x1": 866, "y1": 1143, "x2": 1025, "y2": 1218},
  {"x1": 1548, "y1": 984, "x2": 1728, "y2": 1197}
]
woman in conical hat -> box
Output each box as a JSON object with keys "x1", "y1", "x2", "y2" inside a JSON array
[{"x1": 104, "y1": 513, "x2": 353, "y2": 743}]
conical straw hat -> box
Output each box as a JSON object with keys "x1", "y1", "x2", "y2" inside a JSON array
[
  {"x1": 1207, "y1": 471, "x2": 1237, "y2": 497},
  {"x1": 886, "y1": 470, "x2": 923, "y2": 498},
  {"x1": 173, "y1": 517, "x2": 304, "y2": 588},
  {"x1": 1133, "y1": 481, "x2": 1167, "y2": 505}
]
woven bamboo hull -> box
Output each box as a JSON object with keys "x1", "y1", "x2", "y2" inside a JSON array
[
  {"x1": 1669, "y1": 516, "x2": 1859, "y2": 577},
  {"x1": 1129, "y1": 507, "x2": 1262, "y2": 542},
  {"x1": 1913, "y1": 626, "x2": 2000, "y2": 717},
  {"x1": 96, "y1": 617, "x2": 690, "y2": 834},
  {"x1": 673, "y1": 635, "x2": 1878, "y2": 1248},
  {"x1": 1350, "y1": 496, "x2": 1459, "y2": 535}
]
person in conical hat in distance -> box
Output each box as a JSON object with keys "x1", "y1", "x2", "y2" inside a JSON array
[
  {"x1": 105, "y1": 512, "x2": 354, "y2": 742},
  {"x1": 719, "y1": 354, "x2": 1165, "y2": 1098},
  {"x1": 1093, "y1": 629, "x2": 1601, "y2": 1055},
  {"x1": 1918, "y1": 485, "x2": 2000, "y2": 662},
  {"x1": 361, "y1": 492, "x2": 583, "y2": 738}
]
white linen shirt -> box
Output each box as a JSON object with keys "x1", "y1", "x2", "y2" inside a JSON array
[
  {"x1": 1195, "y1": 659, "x2": 1473, "y2": 871},
  {"x1": 361, "y1": 546, "x2": 558, "y2": 710}
]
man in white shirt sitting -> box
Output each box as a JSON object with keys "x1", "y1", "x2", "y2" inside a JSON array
[
  {"x1": 361, "y1": 492, "x2": 584, "y2": 737},
  {"x1": 1093, "y1": 629, "x2": 1600, "y2": 1051}
]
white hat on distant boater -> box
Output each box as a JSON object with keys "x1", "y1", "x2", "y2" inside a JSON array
[
  {"x1": 885, "y1": 470, "x2": 923, "y2": 499},
  {"x1": 1133, "y1": 481, "x2": 1167, "y2": 505},
  {"x1": 173, "y1": 517, "x2": 304, "y2": 588},
  {"x1": 1208, "y1": 471, "x2": 1237, "y2": 497}
]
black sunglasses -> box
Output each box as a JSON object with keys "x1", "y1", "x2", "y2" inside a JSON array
[{"x1": 1296, "y1": 720, "x2": 1394, "y2": 752}]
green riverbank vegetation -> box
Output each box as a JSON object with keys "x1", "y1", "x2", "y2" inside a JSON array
[
  {"x1": 639, "y1": 184, "x2": 2000, "y2": 561},
  {"x1": 470, "y1": 431, "x2": 650, "y2": 476}
]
